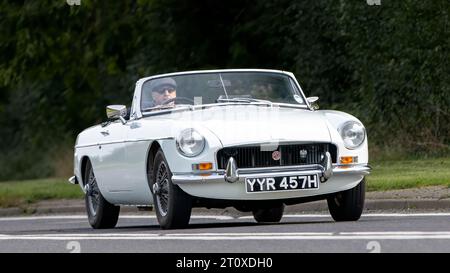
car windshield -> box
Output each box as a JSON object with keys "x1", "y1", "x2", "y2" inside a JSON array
[{"x1": 141, "y1": 71, "x2": 305, "y2": 112}]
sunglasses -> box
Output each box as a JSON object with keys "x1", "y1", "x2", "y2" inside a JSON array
[{"x1": 153, "y1": 86, "x2": 176, "y2": 94}]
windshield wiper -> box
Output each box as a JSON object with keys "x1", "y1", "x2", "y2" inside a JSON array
[{"x1": 216, "y1": 97, "x2": 273, "y2": 104}]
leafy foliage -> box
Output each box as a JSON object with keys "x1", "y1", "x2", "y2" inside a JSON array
[{"x1": 0, "y1": 0, "x2": 448, "y2": 180}]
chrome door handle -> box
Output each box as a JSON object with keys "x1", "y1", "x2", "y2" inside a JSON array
[{"x1": 100, "y1": 130, "x2": 109, "y2": 136}]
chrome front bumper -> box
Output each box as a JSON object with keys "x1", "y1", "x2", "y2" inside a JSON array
[{"x1": 172, "y1": 163, "x2": 371, "y2": 184}]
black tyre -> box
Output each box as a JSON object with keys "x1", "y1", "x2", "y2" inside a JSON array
[
  {"x1": 327, "y1": 178, "x2": 365, "y2": 222},
  {"x1": 252, "y1": 204, "x2": 285, "y2": 223},
  {"x1": 84, "y1": 160, "x2": 120, "y2": 229},
  {"x1": 151, "y1": 149, "x2": 192, "y2": 229}
]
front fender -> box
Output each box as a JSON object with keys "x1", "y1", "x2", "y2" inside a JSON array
[
  {"x1": 159, "y1": 126, "x2": 223, "y2": 173},
  {"x1": 321, "y1": 110, "x2": 369, "y2": 164}
]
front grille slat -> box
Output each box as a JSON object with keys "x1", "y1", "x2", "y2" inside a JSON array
[{"x1": 217, "y1": 143, "x2": 337, "y2": 169}]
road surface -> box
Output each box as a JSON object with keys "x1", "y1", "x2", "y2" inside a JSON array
[{"x1": 0, "y1": 212, "x2": 449, "y2": 253}]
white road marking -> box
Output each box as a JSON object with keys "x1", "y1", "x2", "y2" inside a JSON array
[
  {"x1": 1, "y1": 212, "x2": 449, "y2": 222},
  {"x1": 167, "y1": 232, "x2": 335, "y2": 236},
  {"x1": 0, "y1": 215, "x2": 234, "y2": 221},
  {"x1": 0, "y1": 215, "x2": 88, "y2": 221},
  {"x1": 340, "y1": 231, "x2": 450, "y2": 235},
  {"x1": 0, "y1": 212, "x2": 448, "y2": 226},
  {"x1": 191, "y1": 215, "x2": 234, "y2": 220},
  {"x1": 358, "y1": 213, "x2": 450, "y2": 217},
  {"x1": 240, "y1": 212, "x2": 450, "y2": 219},
  {"x1": 1, "y1": 231, "x2": 450, "y2": 241},
  {"x1": 1, "y1": 213, "x2": 449, "y2": 242}
]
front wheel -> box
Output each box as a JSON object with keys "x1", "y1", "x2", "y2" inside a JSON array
[
  {"x1": 151, "y1": 149, "x2": 192, "y2": 229},
  {"x1": 84, "y1": 160, "x2": 120, "y2": 229},
  {"x1": 327, "y1": 178, "x2": 365, "y2": 222}
]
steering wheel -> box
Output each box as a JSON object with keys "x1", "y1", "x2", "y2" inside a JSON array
[{"x1": 161, "y1": 97, "x2": 195, "y2": 105}]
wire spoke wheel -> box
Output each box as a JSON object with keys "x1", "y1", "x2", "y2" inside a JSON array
[
  {"x1": 155, "y1": 161, "x2": 170, "y2": 217},
  {"x1": 87, "y1": 167, "x2": 100, "y2": 216},
  {"x1": 151, "y1": 149, "x2": 192, "y2": 229},
  {"x1": 84, "y1": 159, "x2": 120, "y2": 229}
]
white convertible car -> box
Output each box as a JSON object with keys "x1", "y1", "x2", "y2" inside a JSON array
[{"x1": 69, "y1": 69, "x2": 370, "y2": 229}]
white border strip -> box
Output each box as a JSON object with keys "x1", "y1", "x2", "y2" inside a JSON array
[{"x1": 1, "y1": 213, "x2": 450, "y2": 221}]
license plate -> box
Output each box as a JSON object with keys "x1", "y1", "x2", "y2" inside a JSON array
[{"x1": 245, "y1": 174, "x2": 319, "y2": 193}]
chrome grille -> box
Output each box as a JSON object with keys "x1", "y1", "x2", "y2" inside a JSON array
[{"x1": 217, "y1": 143, "x2": 337, "y2": 169}]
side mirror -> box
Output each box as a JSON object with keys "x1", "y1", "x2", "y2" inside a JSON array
[
  {"x1": 306, "y1": 96, "x2": 319, "y2": 110},
  {"x1": 106, "y1": 105, "x2": 127, "y2": 124}
]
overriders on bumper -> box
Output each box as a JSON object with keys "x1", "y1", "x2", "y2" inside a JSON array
[{"x1": 171, "y1": 163, "x2": 371, "y2": 184}]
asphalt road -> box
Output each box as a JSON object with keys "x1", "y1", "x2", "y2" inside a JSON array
[{"x1": 0, "y1": 212, "x2": 450, "y2": 253}]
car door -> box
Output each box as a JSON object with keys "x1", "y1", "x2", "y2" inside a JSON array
[
  {"x1": 121, "y1": 119, "x2": 158, "y2": 204},
  {"x1": 92, "y1": 120, "x2": 130, "y2": 192}
]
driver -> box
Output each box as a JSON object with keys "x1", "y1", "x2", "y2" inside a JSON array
[{"x1": 149, "y1": 77, "x2": 177, "y2": 106}]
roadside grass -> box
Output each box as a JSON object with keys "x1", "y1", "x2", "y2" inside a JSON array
[
  {"x1": 0, "y1": 178, "x2": 83, "y2": 208},
  {"x1": 367, "y1": 157, "x2": 450, "y2": 191},
  {"x1": 0, "y1": 158, "x2": 449, "y2": 208}
]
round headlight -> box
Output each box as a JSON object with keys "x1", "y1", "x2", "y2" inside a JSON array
[
  {"x1": 339, "y1": 121, "x2": 366, "y2": 149},
  {"x1": 176, "y1": 128, "x2": 205, "y2": 157}
]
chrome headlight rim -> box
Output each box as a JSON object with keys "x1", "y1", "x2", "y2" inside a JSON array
[
  {"x1": 338, "y1": 121, "x2": 366, "y2": 150},
  {"x1": 176, "y1": 128, "x2": 206, "y2": 157}
]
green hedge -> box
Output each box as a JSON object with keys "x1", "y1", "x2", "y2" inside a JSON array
[{"x1": 0, "y1": 0, "x2": 448, "y2": 180}]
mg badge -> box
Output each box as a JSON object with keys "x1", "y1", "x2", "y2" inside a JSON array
[
  {"x1": 272, "y1": 151, "x2": 281, "y2": 161},
  {"x1": 299, "y1": 149, "x2": 308, "y2": 158}
]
